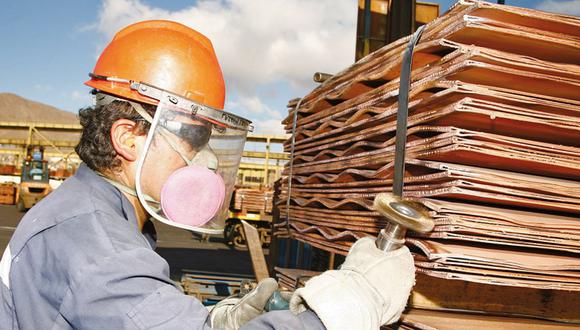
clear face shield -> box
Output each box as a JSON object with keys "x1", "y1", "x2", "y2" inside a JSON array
[{"x1": 95, "y1": 78, "x2": 252, "y2": 235}]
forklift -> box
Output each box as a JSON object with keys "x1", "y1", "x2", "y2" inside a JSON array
[
  {"x1": 224, "y1": 209, "x2": 273, "y2": 250},
  {"x1": 16, "y1": 146, "x2": 52, "y2": 211},
  {"x1": 223, "y1": 187, "x2": 274, "y2": 250}
]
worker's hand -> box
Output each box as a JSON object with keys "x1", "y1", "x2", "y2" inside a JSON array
[
  {"x1": 289, "y1": 237, "x2": 415, "y2": 330},
  {"x1": 210, "y1": 278, "x2": 278, "y2": 330}
]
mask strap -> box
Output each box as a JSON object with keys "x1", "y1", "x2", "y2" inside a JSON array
[
  {"x1": 190, "y1": 145, "x2": 218, "y2": 171},
  {"x1": 96, "y1": 172, "x2": 159, "y2": 206},
  {"x1": 157, "y1": 129, "x2": 194, "y2": 166},
  {"x1": 127, "y1": 100, "x2": 154, "y2": 122}
]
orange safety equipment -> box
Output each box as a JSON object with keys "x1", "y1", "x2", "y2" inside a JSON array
[{"x1": 85, "y1": 20, "x2": 225, "y2": 109}]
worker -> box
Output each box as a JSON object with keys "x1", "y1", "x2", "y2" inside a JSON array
[
  {"x1": 27, "y1": 163, "x2": 43, "y2": 177},
  {"x1": 0, "y1": 20, "x2": 415, "y2": 329}
]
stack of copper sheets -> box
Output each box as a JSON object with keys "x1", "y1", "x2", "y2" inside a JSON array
[
  {"x1": 276, "y1": 0, "x2": 580, "y2": 311},
  {"x1": 274, "y1": 267, "x2": 320, "y2": 291},
  {"x1": 233, "y1": 188, "x2": 274, "y2": 213},
  {"x1": 273, "y1": 270, "x2": 573, "y2": 329},
  {"x1": 390, "y1": 309, "x2": 574, "y2": 330}
]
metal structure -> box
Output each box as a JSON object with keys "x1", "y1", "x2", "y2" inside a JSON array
[
  {"x1": 180, "y1": 271, "x2": 255, "y2": 305},
  {"x1": 356, "y1": 0, "x2": 439, "y2": 61},
  {"x1": 225, "y1": 136, "x2": 288, "y2": 249},
  {"x1": 238, "y1": 135, "x2": 288, "y2": 188}
]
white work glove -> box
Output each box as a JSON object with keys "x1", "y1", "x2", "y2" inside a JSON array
[
  {"x1": 290, "y1": 237, "x2": 415, "y2": 330},
  {"x1": 210, "y1": 278, "x2": 278, "y2": 330}
]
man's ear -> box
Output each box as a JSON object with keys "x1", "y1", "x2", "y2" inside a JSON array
[{"x1": 110, "y1": 119, "x2": 140, "y2": 162}]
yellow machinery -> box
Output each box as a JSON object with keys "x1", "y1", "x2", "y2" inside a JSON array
[
  {"x1": 224, "y1": 186, "x2": 275, "y2": 249},
  {"x1": 16, "y1": 146, "x2": 52, "y2": 211},
  {"x1": 224, "y1": 136, "x2": 287, "y2": 249},
  {"x1": 224, "y1": 209, "x2": 273, "y2": 250}
]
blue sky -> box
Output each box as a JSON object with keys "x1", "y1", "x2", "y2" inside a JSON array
[{"x1": 0, "y1": 0, "x2": 576, "y2": 136}]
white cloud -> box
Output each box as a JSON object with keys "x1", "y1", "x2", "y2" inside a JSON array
[
  {"x1": 92, "y1": 0, "x2": 356, "y2": 135},
  {"x1": 536, "y1": 0, "x2": 580, "y2": 15},
  {"x1": 94, "y1": 0, "x2": 356, "y2": 91},
  {"x1": 252, "y1": 118, "x2": 287, "y2": 137},
  {"x1": 226, "y1": 95, "x2": 287, "y2": 136},
  {"x1": 227, "y1": 95, "x2": 282, "y2": 118}
]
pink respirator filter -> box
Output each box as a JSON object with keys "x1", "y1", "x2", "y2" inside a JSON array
[{"x1": 160, "y1": 165, "x2": 226, "y2": 227}]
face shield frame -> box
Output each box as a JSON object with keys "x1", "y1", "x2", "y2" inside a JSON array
[
  {"x1": 90, "y1": 74, "x2": 253, "y2": 235},
  {"x1": 89, "y1": 72, "x2": 253, "y2": 131}
]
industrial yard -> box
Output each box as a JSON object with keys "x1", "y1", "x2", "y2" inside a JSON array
[{"x1": 1, "y1": 0, "x2": 578, "y2": 329}]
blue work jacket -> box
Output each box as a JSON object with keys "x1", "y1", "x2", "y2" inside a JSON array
[{"x1": 0, "y1": 164, "x2": 323, "y2": 329}]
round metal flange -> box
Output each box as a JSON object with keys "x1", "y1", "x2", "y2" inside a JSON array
[{"x1": 373, "y1": 193, "x2": 434, "y2": 233}]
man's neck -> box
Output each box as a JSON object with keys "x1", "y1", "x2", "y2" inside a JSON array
[
  {"x1": 102, "y1": 168, "x2": 148, "y2": 231},
  {"x1": 123, "y1": 192, "x2": 148, "y2": 231}
]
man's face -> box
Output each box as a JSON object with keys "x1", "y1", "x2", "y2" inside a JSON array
[{"x1": 138, "y1": 113, "x2": 211, "y2": 201}]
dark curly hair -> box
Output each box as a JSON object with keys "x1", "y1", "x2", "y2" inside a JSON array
[{"x1": 75, "y1": 100, "x2": 155, "y2": 172}]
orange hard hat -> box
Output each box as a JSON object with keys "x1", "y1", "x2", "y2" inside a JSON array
[{"x1": 85, "y1": 20, "x2": 225, "y2": 109}]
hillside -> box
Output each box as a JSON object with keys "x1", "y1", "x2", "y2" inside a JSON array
[
  {"x1": 0, "y1": 93, "x2": 79, "y2": 124},
  {"x1": 0, "y1": 93, "x2": 80, "y2": 146}
]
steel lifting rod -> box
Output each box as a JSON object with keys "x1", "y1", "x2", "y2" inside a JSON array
[{"x1": 374, "y1": 25, "x2": 434, "y2": 252}]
